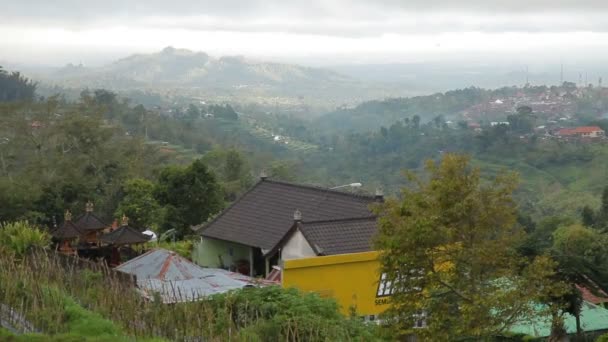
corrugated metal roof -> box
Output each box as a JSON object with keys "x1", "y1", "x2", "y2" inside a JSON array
[
  {"x1": 116, "y1": 249, "x2": 269, "y2": 303},
  {"x1": 510, "y1": 301, "x2": 608, "y2": 337}
]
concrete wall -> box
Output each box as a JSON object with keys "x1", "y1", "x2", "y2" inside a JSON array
[
  {"x1": 282, "y1": 251, "x2": 389, "y2": 316},
  {"x1": 192, "y1": 237, "x2": 250, "y2": 271},
  {"x1": 281, "y1": 229, "x2": 316, "y2": 260}
]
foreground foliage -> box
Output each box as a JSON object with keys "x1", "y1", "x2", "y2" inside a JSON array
[
  {"x1": 0, "y1": 221, "x2": 50, "y2": 257},
  {"x1": 375, "y1": 154, "x2": 565, "y2": 340},
  {"x1": 0, "y1": 247, "x2": 384, "y2": 341}
]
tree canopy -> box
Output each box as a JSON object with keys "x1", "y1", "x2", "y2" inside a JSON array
[
  {"x1": 374, "y1": 154, "x2": 562, "y2": 340},
  {"x1": 0, "y1": 66, "x2": 37, "y2": 102},
  {"x1": 154, "y1": 159, "x2": 223, "y2": 236}
]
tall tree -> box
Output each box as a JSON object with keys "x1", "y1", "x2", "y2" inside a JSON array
[
  {"x1": 115, "y1": 178, "x2": 162, "y2": 230},
  {"x1": 155, "y1": 159, "x2": 223, "y2": 236},
  {"x1": 0, "y1": 66, "x2": 37, "y2": 102},
  {"x1": 375, "y1": 154, "x2": 561, "y2": 340}
]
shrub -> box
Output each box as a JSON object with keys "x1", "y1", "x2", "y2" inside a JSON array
[{"x1": 0, "y1": 221, "x2": 50, "y2": 256}]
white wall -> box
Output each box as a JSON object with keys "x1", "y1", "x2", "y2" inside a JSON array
[{"x1": 281, "y1": 229, "x2": 316, "y2": 260}]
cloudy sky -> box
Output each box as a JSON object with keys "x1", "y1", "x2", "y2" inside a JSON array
[{"x1": 1, "y1": 0, "x2": 608, "y2": 67}]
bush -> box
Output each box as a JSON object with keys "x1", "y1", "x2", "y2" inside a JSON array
[
  {"x1": 0, "y1": 249, "x2": 388, "y2": 341},
  {"x1": 0, "y1": 221, "x2": 50, "y2": 256},
  {"x1": 597, "y1": 333, "x2": 608, "y2": 342},
  {"x1": 209, "y1": 286, "x2": 387, "y2": 341}
]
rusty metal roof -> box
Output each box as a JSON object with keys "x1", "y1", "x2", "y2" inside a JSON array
[{"x1": 116, "y1": 249, "x2": 269, "y2": 303}]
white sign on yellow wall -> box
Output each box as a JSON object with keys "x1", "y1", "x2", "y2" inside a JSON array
[{"x1": 281, "y1": 251, "x2": 390, "y2": 316}]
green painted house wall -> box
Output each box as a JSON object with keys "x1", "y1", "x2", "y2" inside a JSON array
[
  {"x1": 192, "y1": 237, "x2": 251, "y2": 271},
  {"x1": 510, "y1": 301, "x2": 608, "y2": 338}
]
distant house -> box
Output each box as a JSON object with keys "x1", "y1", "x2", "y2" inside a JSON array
[
  {"x1": 467, "y1": 122, "x2": 482, "y2": 132},
  {"x1": 192, "y1": 177, "x2": 382, "y2": 277},
  {"x1": 556, "y1": 126, "x2": 605, "y2": 139}
]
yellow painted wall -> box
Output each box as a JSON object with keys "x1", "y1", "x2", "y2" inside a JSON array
[{"x1": 282, "y1": 251, "x2": 390, "y2": 316}]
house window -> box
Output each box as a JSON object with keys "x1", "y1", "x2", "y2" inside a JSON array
[{"x1": 413, "y1": 311, "x2": 427, "y2": 328}]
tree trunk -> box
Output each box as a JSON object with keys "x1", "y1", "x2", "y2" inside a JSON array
[
  {"x1": 549, "y1": 314, "x2": 569, "y2": 342},
  {"x1": 575, "y1": 310, "x2": 582, "y2": 341}
]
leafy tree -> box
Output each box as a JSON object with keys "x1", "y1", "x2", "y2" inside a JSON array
[
  {"x1": 209, "y1": 104, "x2": 238, "y2": 120},
  {"x1": 507, "y1": 106, "x2": 536, "y2": 133},
  {"x1": 201, "y1": 148, "x2": 253, "y2": 201},
  {"x1": 114, "y1": 178, "x2": 162, "y2": 230},
  {"x1": 581, "y1": 205, "x2": 596, "y2": 227},
  {"x1": 268, "y1": 161, "x2": 297, "y2": 182},
  {"x1": 155, "y1": 159, "x2": 223, "y2": 236},
  {"x1": 374, "y1": 154, "x2": 562, "y2": 340},
  {"x1": 0, "y1": 66, "x2": 37, "y2": 102},
  {"x1": 549, "y1": 224, "x2": 608, "y2": 338},
  {"x1": 412, "y1": 115, "x2": 421, "y2": 130},
  {"x1": 186, "y1": 104, "x2": 200, "y2": 119},
  {"x1": 598, "y1": 186, "x2": 608, "y2": 227}
]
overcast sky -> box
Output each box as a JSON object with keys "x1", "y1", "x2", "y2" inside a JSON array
[{"x1": 1, "y1": 0, "x2": 608, "y2": 67}]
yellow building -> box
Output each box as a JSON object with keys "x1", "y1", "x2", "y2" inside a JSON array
[{"x1": 282, "y1": 251, "x2": 390, "y2": 317}]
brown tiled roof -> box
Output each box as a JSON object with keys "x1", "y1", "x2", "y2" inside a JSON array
[
  {"x1": 297, "y1": 217, "x2": 378, "y2": 256},
  {"x1": 74, "y1": 212, "x2": 108, "y2": 231},
  {"x1": 199, "y1": 179, "x2": 378, "y2": 250},
  {"x1": 100, "y1": 225, "x2": 151, "y2": 245},
  {"x1": 51, "y1": 220, "x2": 83, "y2": 240}
]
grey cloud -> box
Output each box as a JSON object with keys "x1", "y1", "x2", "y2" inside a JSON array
[{"x1": 2, "y1": 0, "x2": 608, "y2": 35}]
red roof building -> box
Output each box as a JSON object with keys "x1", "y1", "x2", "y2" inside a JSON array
[{"x1": 556, "y1": 126, "x2": 605, "y2": 138}]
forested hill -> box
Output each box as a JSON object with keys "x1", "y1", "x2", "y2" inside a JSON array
[{"x1": 314, "y1": 83, "x2": 608, "y2": 133}]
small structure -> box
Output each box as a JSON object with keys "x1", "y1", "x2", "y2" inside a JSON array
[
  {"x1": 73, "y1": 201, "x2": 109, "y2": 244},
  {"x1": 116, "y1": 248, "x2": 269, "y2": 303},
  {"x1": 50, "y1": 210, "x2": 83, "y2": 256},
  {"x1": 100, "y1": 216, "x2": 151, "y2": 246},
  {"x1": 142, "y1": 229, "x2": 158, "y2": 242},
  {"x1": 556, "y1": 126, "x2": 605, "y2": 139},
  {"x1": 467, "y1": 122, "x2": 482, "y2": 132},
  {"x1": 100, "y1": 215, "x2": 151, "y2": 266}
]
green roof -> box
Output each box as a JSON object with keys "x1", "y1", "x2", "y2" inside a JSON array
[{"x1": 510, "y1": 301, "x2": 608, "y2": 337}]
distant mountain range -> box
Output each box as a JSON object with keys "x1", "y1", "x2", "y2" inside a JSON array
[
  {"x1": 51, "y1": 46, "x2": 351, "y2": 88},
  {"x1": 29, "y1": 47, "x2": 416, "y2": 111}
]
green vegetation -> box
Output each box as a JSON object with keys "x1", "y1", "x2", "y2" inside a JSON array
[
  {"x1": 0, "y1": 221, "x2": 50, "y2": 257},
  {"x1": 0, "y1": 66, "x2": 36, "y2": 102},
  {"x1": 374, "y1": 154, "x2": 565, "y2": 340},
  {"x1": 0, "y1": 244, "x2": 384, "y2": 341},
  {"x1": 154, "y1": 159, "x2": 223, "y2": 236}
]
